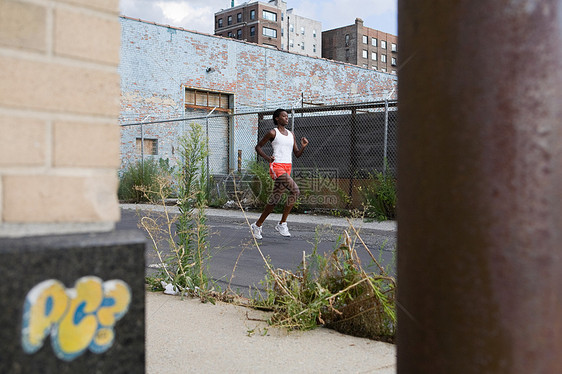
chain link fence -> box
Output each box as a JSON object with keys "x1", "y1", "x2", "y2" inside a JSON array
[{"x1": 120, "y1": 100, "x2": 397, "y2": 210}]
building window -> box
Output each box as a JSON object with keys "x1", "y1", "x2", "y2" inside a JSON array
[
  {"x1": 250, "y1": 10, "x2": 256, "y2": 20},
  {"x1": 237, "y1": 13, "x2": 242, "y2": 23},
  {"x1": 290, "y1": 23, "x2": 294, "y2": 32},
  {"x1": 345, "y1": 34, "x2": 350, "y2": 46},
  {"x1": 345, "y1": 49, "x2": 350, "y2": 62},
  {"x1": 372, "y1": 51, "x2": 377, "y2": 61},
  {"x1": 363, "y1": 64, "x2": 368, "y2": 68},
  {"x1": 263, "y1": 26, "x2": 277, "y2": 38},
  {"x1": 313, "y1": 44, "x2": 316, "y2": 53},
  {"x1": 381, "y1": 67, "x2": 387, "y2": 72},
  {"x1": 313, "y1": 29, "x2": 317, "y2": 37},
  {"x1": 217, "y1": 18, "x2": 223, "y2": 28},
  {"x1": 289, "y1": 39, "x2": 294, "y2": 47},
  {"x1": 136, "y1": 138, "x2": 158, "y2": 155},
  {"x1": 301, "y1": 26, "x2": 305, "y2": 35},
  {"x1": 391, "y1": 43, "x2": 397, "y2": 52},
  {"x1": 381, "y1": 54, "x2": 387, "y2": 62},
  {"x1": 263, "y1": 10, "x2": 277, "y2": 22},
  {"x1": 372, "y1": 66, "x2": 377, "y2": 70},
  {"x1": 392, "y1": 70, "x2": 397, "y2": 74},
  {"x1": 391, "y1": 57, "x2": 397, "y2": 66},
  {"x1": 227, "y1": 32, "x2": 233, "y2": 38},
  {"x1": 237, "y1": 29, "x2": 242, "y2": 39},
  {"x1": 381, "y1": 40, "x2": 387, "y2": 49},
  {"x1": 372, "y1": 37, "x2": 377, "y2": 47},
  {"x1": 301, "y1": 41, "x2": 305, "y2": 50},
  {"x1": 362, "y1": 35, "x2": 368, "y2": 44},
  {"x1": 250, "y1": 26, "x2": 256, "y2": 36},
  {"x1": 185, "y1": 88, "x2": 232, "y2": 112},
  {"x1": 362, "y1": 49, "x2": 368, "y2": 58},
  {"x1": 227, "y1": 15, "x2": 232, "y2": 25}
]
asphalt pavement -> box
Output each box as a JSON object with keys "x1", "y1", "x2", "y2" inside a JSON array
[{"x1": 119, "y1": 203, "x2": 397, "y2": 295}]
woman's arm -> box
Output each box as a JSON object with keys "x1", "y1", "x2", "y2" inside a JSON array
[
  {"x1": 293, "y1": 134, "x2": 309, "y2": 158},
  {"x1": 255, "y1": 129, "x2": 276, "y2": 162}
]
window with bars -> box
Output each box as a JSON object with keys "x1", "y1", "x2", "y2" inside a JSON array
[
  {"x1": 136, "y1": 138, "x2": 158, "y2": 155},
  {"x1": 184, "y1": 88, "x2": 232, "y2": 112}
]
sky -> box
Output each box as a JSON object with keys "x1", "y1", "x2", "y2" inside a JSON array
[{"x1": 119, "y1": 0, "x2": 398, "y2": 36}]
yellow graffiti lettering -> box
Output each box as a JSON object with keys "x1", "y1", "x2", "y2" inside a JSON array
[
  {"x1": 21, "y1": 276, "x2": 132, "y2": 361},
  {"x1": 97, "y1": 280, "x2": 131, "y2": 326},
  {"x1": 22, "y1": 280, "x2": 69, "y2": 354},
  {"x1": 52, "y1": 277, "x2": 104, "y2": 360}
]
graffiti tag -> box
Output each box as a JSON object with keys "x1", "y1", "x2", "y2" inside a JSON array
[{"x1": 21, "y1": 276, "x2": 131, "y2": 361}]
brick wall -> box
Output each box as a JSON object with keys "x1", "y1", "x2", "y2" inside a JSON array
[
  {"x1": 119, "y1": 17, "x2": 398, "y2": 173},
  {"x1": 0, "y1": 0, "x2": 121, "y2": 237}
]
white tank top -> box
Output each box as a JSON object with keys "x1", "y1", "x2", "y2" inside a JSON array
[{"x1": 271, "y1": 127, "x2": 294, "y2": 164}]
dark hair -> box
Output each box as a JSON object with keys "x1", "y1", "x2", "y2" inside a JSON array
[{"x1": 273, "y1": 108, "x2": 287, "y2": 126}]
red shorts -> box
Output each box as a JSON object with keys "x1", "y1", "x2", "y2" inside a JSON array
[{"x1": 269, "y1": 162, "x2": 292, "y2": 180}]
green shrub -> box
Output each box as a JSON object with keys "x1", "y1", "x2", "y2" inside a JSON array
[
  {"x1": 358, "y1": 171, "x2": 397, "y2": 221},
  {"x1": 247, "y1": 160, "x2": 274, "y2": 208},
  {"x1": 118, "y1": 158, "x2": 172, "y2": 203}
]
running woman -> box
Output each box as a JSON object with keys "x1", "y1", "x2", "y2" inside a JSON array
[{"x1": 250, "y1": 108, "x2": 309, "y2": 238}]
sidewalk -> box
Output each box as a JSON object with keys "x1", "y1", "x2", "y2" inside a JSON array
[
  {"x1": 121, "y1": 203, "x2": 397, "y2": 234},
  {"x1": 146, "y1": 291, "x2": 396, "y2": 373}
]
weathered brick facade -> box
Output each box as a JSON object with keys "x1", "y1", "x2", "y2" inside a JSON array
[{"x1": 119, "y1": 17, "x2": 397, "y2": 174}]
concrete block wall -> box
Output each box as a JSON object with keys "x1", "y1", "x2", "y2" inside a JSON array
[
  {"x1": 119, "y1": 17, "x2": 398, "y2": 173},
  {"x1": 0, "y1": 0, "x2": 121, "y2": 237}
]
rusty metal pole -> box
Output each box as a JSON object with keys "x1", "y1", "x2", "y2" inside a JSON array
[{"x1": 397, "y1": 1, "x2": 562, "y2": 373}]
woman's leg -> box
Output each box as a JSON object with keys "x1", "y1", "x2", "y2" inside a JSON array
[
  {"x1": 277, "y1": 174, "x2": 300, "y2": 223},
  {"x1": 256, "y1": 176, "x2": 288, "y2": 226}
]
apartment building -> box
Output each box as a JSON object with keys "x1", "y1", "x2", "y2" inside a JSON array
[
  {"x1": 214, "y1": 0, "x2": 321, "y2": 57},
  {"x1": 322, "y1": 18, "x2": 398, "y2": 74}
]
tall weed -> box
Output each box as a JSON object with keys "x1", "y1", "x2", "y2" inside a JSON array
[
  {"x1": 142, "y1": 123, "x2": 213, "y2": 295},
  {"x1": 252, "y1": 226, "x2": 396, "y2": 342},
  {"x1": 358, "y1": 170, "x2": 397, "y2": 221}
]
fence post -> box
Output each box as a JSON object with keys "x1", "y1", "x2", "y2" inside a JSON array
[
  {"x1": 383, "y1": 100, "x2": 389, "y2": 176},
  {"x1": 140, "y1": 123, "x2": 144, "y2": 179},
  {"x1": 205, "y1": 107, "x2": 217, "y2": 195},
  {"x1": 347, "y1": 108, "x2": 357, "y2": 208},
  {"x1": 237, "y1": 150, "x2": 242, "y2": 173}
]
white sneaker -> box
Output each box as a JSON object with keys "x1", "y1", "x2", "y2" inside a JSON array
[
  {"x1": 250, "y1": 222, "x2": 262, "y2": 239},
  {"x1": 275, "y1": 222, "x2": 291, "y2": 237}
]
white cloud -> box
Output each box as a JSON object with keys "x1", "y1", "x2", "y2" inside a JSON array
[{"x1": 156, "y1": 1, "x2": 214, "y2": 32}]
